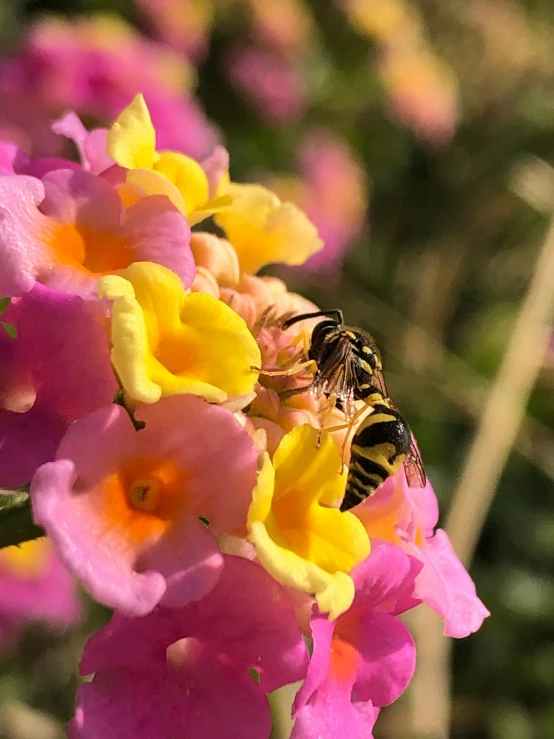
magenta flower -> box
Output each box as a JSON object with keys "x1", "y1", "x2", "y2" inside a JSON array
[
  {"x1": 69, "y1": 555, "x2": 308, "y2": 739},
  {"x1": 0, "y1": 538, "x2": 81, "y2": 649},
  {"x1": 31, "y1": 397, "x2": 258, "y2": 616},
  {"x1": 292, "y1": 542, "x2": 421, "y2": 739},
  {"x1": 355, "y1": 470, "x2": 490, "y2": 638},
  {"x1": 0, "y1": 284, "x2": 117, "y2": 488},
  {"x1": 0, "y1": 167, "x2": 194, "y2": 299}
]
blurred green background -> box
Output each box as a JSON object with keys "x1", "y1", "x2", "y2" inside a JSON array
[{"x1": 1, "y1": 0, "x2": 554, "y2": 737}]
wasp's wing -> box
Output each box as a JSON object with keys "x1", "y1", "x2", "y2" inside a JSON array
[
  {"x1": 368, "y1": 369, "x2": 391, "y2": 402},
  {"x1": 404, "y1": 439, "x2": 427, "y2": 488},
  {"x1": 315, "y1": 340, "x2": 358, "y2": 418}
]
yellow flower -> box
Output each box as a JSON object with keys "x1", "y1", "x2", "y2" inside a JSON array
[
  {"x1": 107, "y1": 94, "x2": 231, "y2": 225},
  {"x1": 215, "y1": 183, "x2": 323, "y2": 275},
  {"x1": 99, "y1": 262, "x2": 261, "y2": 404},
  {"x1": 247, "y1": 424, "x2": 370, "y2": 620}
]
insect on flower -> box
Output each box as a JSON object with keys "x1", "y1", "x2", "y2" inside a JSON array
[{"x1": 281, "y1": 309, "x2": 426, "y2": 511}]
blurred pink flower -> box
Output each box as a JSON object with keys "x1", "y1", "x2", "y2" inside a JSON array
[
  {"x1": 379, "y1": 49, "x2": 459, "y2": 146},
  {"x1": 0, "y1": 167, "x2": 194, "y2": 300},
  {"x1": 135, "y1": 0, "x2": 213, "y2": 61},
  {"x1": 0, "y1": 16, "x2": 218, "y2": 158},
  {"x1": 69, "y1": 555, "x2": 308, "y2": 738},
  {"x1": 31, "y1": 398, "x2": 258, "y2": 616},
  {"x1": 246, "y1": 0, "x2": 317, "y2": 56},
  {"x1": 227, "y1": 45, "x2": 307, "y2": 122},
  {"x1": 0, "y1": 285, "x2": 117, "y2": 488},
  {"x1": 355, "y1": 469, "x2": 490, "y2": 637},
  {"x1": 0, "y1": 538, "x2": 81, "y2": 648},
  {"x1": 292, "y1": 541, "x2": 419, "y2": 738},
  {"x1": 268, "y1": 131, "x2": 368, "y2": 273}
]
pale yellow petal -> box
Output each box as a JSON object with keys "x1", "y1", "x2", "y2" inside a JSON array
[
  {"x1": 98, "y1": 274, "x2": 161, "y2": 404},
  {"x1": 215, "y1": 183, "x2": 323, "y2": 274},
  {"x1": 125, "y1": 169, "x2": 186, "y2": 214},
  {"x1": 273, "y1": 425, "x2": 345, "y2": 506},
  {"x1": 247, "y1": 452, "x2": 275, "y2": 527},
  {"x1": 107, "y1": 262, "x2": 261, "y2": 403},
  {"x1": 107, "y1": 94, "x2": 156, "y2": 170}
]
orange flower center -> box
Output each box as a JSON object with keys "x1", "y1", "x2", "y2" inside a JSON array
[
  {"x1": 329, "y1": 635, "x2": 360, "y2": 684},
  {"x1": 46, "y1": 223, "x2": 134, "y2": 275},
  {"x1": 96, "y1": 456, "x2": 188, "y2": 544}
]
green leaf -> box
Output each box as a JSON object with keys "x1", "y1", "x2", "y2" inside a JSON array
[
  {"x1": 0, "y1": 297, "x2": 9, "y2": 316},
  {"x1": 0, "y1": 494, "x2": 45, "y2": 549},
  {"x1": 1, "y1": 321, "x2": 17, "y2": 339}
]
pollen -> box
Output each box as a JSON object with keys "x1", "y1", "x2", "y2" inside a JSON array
[{"x1": 128, "y1": 478, "x2": 161, "y2": 512}]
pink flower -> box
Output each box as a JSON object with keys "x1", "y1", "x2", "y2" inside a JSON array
[
  {"x1": 135, "y1": 0, "x2": 213, "y2": 61},
  {"x1": 0, "y1": 168, "x2": 194, "y2": 299},
  {"x1": 267, "y1": 130, "x2": 368, "y2": 273},
  {"x1": 52, "y1": 113, "x2": 113, "y2": 175},
  {"x1": 0, "y1": 16, "x2": 218, "y2": 160},
  {"x1": 227, "y1": 46, "x2": 307, "y2": 122},
  {"x1": 31, "y1": 397, "x2": 258, "y2": 616},
  {"x1": 69, "y1": 555, "x2": 308, "y2": 739},
  {"x1": 292, "y1": 542, "x2": 421, "y2": 738},
  {"x1": 0, "y1": 538, "x2": 81, "y2": 649},
  {"x1": 0, "y1": 284, "x2": 117, "y2": 488},
  {"x1": 355, "y1": 470, "x2": 490, "y2": 638}
]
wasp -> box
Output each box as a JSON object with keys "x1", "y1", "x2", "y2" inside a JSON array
[{"x1": 281, "y1": 309, "x2": 426, "y2": 511}]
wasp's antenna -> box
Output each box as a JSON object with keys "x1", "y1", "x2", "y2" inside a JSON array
[{"x1": 281, "y1": 309, "x2": 344, "y2": 331}]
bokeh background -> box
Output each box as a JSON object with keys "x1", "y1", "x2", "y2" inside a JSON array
[{"x1": 1, "y1": 1, "x2": 554, "y2": 737}]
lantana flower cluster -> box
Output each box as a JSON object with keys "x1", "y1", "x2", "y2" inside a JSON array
[{"x1": 0, "y1": 95, "x2": 488, "y2": 738}]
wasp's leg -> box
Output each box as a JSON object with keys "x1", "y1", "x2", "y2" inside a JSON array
[
  {"x1": 252, "y1": 359, "x2": 317, "y2": 377},
  {"x1": 323, "y1": 404, "x2": 373, "y2": 473}
]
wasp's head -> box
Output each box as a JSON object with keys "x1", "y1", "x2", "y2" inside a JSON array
[{"x1": 309, "y1": 319, "x2": 344, "y2": 365}]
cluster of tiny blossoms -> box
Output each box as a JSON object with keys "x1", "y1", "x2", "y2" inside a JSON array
[{"x1": 0, "y1": 95, "x2": 488, "y2": 738}]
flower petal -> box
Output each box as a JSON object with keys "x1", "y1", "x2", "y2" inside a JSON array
[
  {"x1": 107, "y1": 93, "x2": 156, "y2": 170},
  {"x1": 215, "y1": 182, "x2": 322, "y2": 274}
]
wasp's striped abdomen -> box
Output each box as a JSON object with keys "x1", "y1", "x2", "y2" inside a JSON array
[{"x1": 340, "y1": 402, "x2": 412, "y2": 512}]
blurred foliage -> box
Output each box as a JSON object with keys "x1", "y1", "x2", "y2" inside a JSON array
[{"x1": 1, "y1": 0, "x2": 554, "y2": 738}]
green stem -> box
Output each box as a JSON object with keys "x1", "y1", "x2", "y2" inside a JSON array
[{"x1": 0, "y1": 493, "x2": 45, "y2": 549}]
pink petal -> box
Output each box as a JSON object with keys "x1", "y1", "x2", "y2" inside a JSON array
[
  {"x1": 0, "y1": 285, "x2": 117, "y2": 486},
  {"x1": 51, "y1": 113, "x2": 111, "y2": 173},
  {"x1": 135, "y1": 398, "x2": 257, "y2": 534},
  {"x1": 79, "y1": 610, "x2": 177, "y2": 675},
  {"x1": 418, "y1": 529, "x2": 490, "y2": 638},
  {"x1": 0, "y1": 174, "x2": 49, "y2": 296},
  {"x1": 72, "y1": 654, "x2": 270, "y2": 739},
  {"x1": 181, "y1": 556, "x2": 309, "y2": 693},
  {"x1": 80, "y1": 556, "x2": 307, "y2": 693},
  {"x1": 39, "y1": 168, "x2": 122, "y2": 229},
  {"x1": 140, "y1": 517, "x2": 224, "y2": 608},
  {"x1": 201, "y1": 146, "x2": 230, "y2": 198},
  {"x1": 83, "y1": 129, "x2": 113, "y2": 174},
  {"x1": 0, "y1": 141, "x2": 28, "y2": 174},
  {"x1": 23, "y1": 158, "x2": 82, "y2": 179},
  {"x1": 0, "y1": 407, "x2": 66, "y2": 488},
  {"x1": 54, "y1": 405, "x2": 137, "y2": 483},
  {"x1": 292, "y1": 687, "x2": 378, "y2": 739},
  {"x1": 351, "y1": 612, "x2": 416, "y2": 706},
  {"x1": 293, "y1": 613, "x2": 333, "y2": 714},
  {"x1": 123, "y1": 196, "x2": 195, "y2": 289},
  {"x1": 31, "y1": 449, "x2": 167, "y2": 616},
  {"x1": 350, "y1": 540, "x2": 423, "y2": 615}
]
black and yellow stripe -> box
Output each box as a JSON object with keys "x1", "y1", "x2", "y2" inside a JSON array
[{"x1": 341, "y1": 402, "x2": 412, "y2": 512}]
